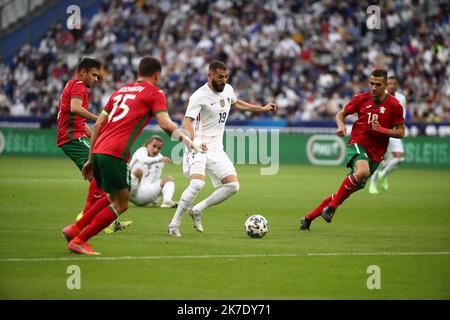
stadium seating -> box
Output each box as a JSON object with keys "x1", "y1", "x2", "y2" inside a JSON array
[
  {"x1": 0, "y1": 0, "x2": 449, "y2": 123},
  {"x1": 1, "y1": 0, "x2": 45, "y2": 31}
]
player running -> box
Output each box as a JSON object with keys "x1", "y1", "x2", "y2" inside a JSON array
[
  {"x1": 167, "y1": 60, "x2": 277, "y2": 237},
  {"x1": 62, "y1": 56, "x2": 204, "y2": 254},
  {"x1": 369, "y1": 75, "x2": 407, "y2": 194},
  {"x1": 129, "y1": 135, "x2": 178, "y2": 208},
  {"x1": 300, "y1": 69, "x2": 405, "y2": 231}
]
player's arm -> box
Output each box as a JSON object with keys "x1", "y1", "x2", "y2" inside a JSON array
[
  {"x1": 85, "y1": 124, "x2": 92, "y2": 138},
  {"x1": 234, "y1": 99, "x2": 277, "y2": 113},
  {"x1": 70, "y1": 98, "x2": 98, "y2": 121},
  {"x1": 143, "y1": 156, "x2": 171, "y2": 165},
  {"x1": 182, "y1": 117, "x2": 195, "y2": 140},
  {"x1": 82, "y1": 111, "x2": 108, "y2": 180},
  {"x1": 335, "y1": 108, "x2": 348, "y2": 137},
  {"x1": 155, "y1": 111, "x2": 207, "y2": 152},
  {"x1": 371, "y1": 121, "x2": 405, "y2": 138}
]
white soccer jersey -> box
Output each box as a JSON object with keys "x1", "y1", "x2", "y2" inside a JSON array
[
  {"x1": 185, "y1": 83, "x2": 237, "y2": 148},
  {"x1": 130, "y1": 147, "x2": 164, "y2": 184},
  {"x1": 395, "y1": 91, "x2": 407, "y2": 119}
]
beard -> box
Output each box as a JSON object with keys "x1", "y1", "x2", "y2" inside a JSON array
[{"x1": 211, "y1": 79, "x2": 225, "y2": 92}]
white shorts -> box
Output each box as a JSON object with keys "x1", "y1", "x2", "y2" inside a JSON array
[
  {"x1": 388, "y1": 138, "x2": 404, "y2": 153},
  {"x1": 183, "y1": 148, "x2": 237, "y2": 187},
  {"x1": 130, "y1": 181, "x2": 162, "y2": 206}
]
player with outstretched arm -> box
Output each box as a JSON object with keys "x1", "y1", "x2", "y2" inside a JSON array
[{"x1": 167, "y1": 60, "x2": 277, "y2": 237}]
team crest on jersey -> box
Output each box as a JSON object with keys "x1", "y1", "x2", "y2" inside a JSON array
[
  {"x1": 380, "y1": 106, "x2": 386, "y2": 114},
  {"x1": 220, "y1": 99, "x2": 225, "y2": 108}
]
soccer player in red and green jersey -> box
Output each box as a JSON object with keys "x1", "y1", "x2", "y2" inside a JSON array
[
  {"x1": 300, "y1": 69, "x2": 405, "y2": 230},
  {"x1": 56, "y1": 58, "x2": 107, "y2": 218},
  {"x1": 62, "y1": 56, "x2": 206, "y2": 254}
]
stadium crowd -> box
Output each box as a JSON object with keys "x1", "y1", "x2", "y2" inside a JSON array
[{"x1": 0, "y1": 0, "x2": 449, "y2": 123}]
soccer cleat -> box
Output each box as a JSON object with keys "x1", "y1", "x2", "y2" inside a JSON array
[
  {"x1": 300, "y1": 217, "x2": 311, "y2": 231},
  {"x1": 168, "y1": 225, "x2": 182, "y2": 238},
  {"x1": 379, "y1": 175, "x2": 389, "y2": 191},
  {"x1": 104, "y1": 220, "x2": 133, "y2": 234},
  {"x1": 68, "y1": 237, "x2": 100, "y2": 255},
  {"x1": 62, "y1": 224, "x2": 81, "y2": 243},
  {"x1": 161, "y1": 201, "x2": 178, "y2": 208},
  {"x1": 189, "y1": 208, "x2": 204, "y2": 233},
  {"x1": 322, "y1": 206, "x2": 336, "y2": 223},
  {"x1": 369, "y1": 182, "x2": 379, "y2": 194}
]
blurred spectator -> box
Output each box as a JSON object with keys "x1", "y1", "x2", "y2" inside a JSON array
[{"x1": 0, "y1": 0, "x2": 449, "y2": 123}]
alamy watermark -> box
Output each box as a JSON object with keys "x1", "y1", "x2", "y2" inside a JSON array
[
  {"x1": 66, "y1": 265, "x2": 81, "y2": 290},
  {"x1": 170, "y1": 128, "x2": 279, "y2": 175},
  {"x1": 66, "y1": 5, "x2": 81, "y2": 30},
  {"x1": 366, "y1": 265, "x2": 381, "y2": 290},
  {"x1": 366, "y1": 5, "x2": 381, "y2": 30}
]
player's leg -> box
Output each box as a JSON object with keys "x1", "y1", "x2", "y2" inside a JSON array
[
  {"x1": 130, "y1": 182, "x2": 161, "y2": 207},
  {"x1": 369, "y1": 162, "x2": 383, "y2": 194},
  {"x1": 160, "y1": 176, "x2": 177, "y2": 208},
  {"x1": 301, "y1": 144, "x2": 369, "y2": 229},
  {"x1": 61, "y1": 138, "x2": 107, "y2": 219},
  {"x1": 168, "y1": 152, "x2": 206, "y2": 237},
  {"x1": 301, "y1": 194, "x2": 334, "y2": 229},
  {"x1": 323, "y1": 155, "x2": 372, "y2": 223},
  {"x1": 191, "y1": 175, "x2": 239, "y2": 216},
  {"x1": 67, "y1": 154, "x2": 131, "y2": 254},
  {"x1": 82, "y1": 177, "x2": 107, "y2": 214},
  {"x1": 130, "y1": 164, "x2": 144, "y2": 199},
  {"x1": 378, "y1": 139, "x2": 404, "y2": 191},
  {"x1": 70, "y1": 188, "x2": 130, "y2": 255},
  {"x1": 189, "y1": 153, "x2": 239, "y2": 232}
]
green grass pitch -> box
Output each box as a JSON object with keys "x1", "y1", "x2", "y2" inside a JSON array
[{"x1": 0, "y1": 156, "x2": 449, "y2": 299}]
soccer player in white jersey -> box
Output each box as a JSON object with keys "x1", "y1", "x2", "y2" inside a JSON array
[
  {"x1": 130, "y1": 135, "x2": 178, "y2": 208},
  {"x1": 167, "y1": 60, "x2": 277, "y2": 237},
  {"x1": 369, "y1": 75, "x2": 407, "y2": 194}
]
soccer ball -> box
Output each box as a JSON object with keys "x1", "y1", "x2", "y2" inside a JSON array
[{"x1": 244, "y1": 214, "x2": 269, "y2": 238}]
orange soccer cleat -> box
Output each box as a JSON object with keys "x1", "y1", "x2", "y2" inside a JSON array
[
  {"x1": 62, "y1": 224, "x2": 81, "y2": 243},
  {"x1": 68, "y1": 237, "x2": 100, "y2": 255}
]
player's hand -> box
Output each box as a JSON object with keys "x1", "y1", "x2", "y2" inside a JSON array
[
  {"x1": 160, "y1": 156, "x2": 171, "y2": 164},
  {"x1": 336, "y1": 125, "x2": 347, "y2": 137},
  {"x1": 192, "y1": 141, "x2": 207, "y2": 153},
  {"x1": 82, "y1": 160, "x2": 93, "y2": 181},
  {"x1": 370, "y1": 119, "x2": 380, "y2": 131},
  {"x1": 262, "y1": 103, "x2": 277, "y2": 112}
]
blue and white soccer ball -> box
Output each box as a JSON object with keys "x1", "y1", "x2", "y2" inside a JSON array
[{"x1": 244, "y1": 214, "x2": 269, "y2": 238}]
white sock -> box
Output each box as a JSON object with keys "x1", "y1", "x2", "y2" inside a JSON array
[
  {"x1": 162, "y1": 181, "x2": 175, "y2": 204},
  {"x1": 169, "y1": 179, "x2": 205, "y2": 227},
  {"x1": 193, "y1": 182, "x2": 239, "y2": 213},
  {"x1": 379, "y1": 157, "x2": 404, "y2": 178}
]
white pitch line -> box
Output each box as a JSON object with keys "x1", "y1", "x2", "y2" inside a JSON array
[{"x1": 1, "y1": 252, "x2": 449, "y2": 263}]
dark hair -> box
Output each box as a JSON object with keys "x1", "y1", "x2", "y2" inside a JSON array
[
  {"x1": 77, "y1": 58, "x2": 101, "y2": 73},
  {"x1": 144, "y1": 135, "x2": 164, "y2": 147},
  {"x1": 138, "y1": 56, "x2": 162, "y2": 77},
  {"x1": 370, "y1": 69, "x2": 388, "y2": 80},
  {"x1": 209, "y1": 60, "x2": 228, "y2": 72}
]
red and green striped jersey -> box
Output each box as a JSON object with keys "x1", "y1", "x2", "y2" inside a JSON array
[
  {"x1": 345, "y1": 92, "x2": 404, "y2": 163},
  {"x1": 93, "y1": 81, "x2": 168, "y2": 162},
  {"x1": 56, "y1": 80, "x2": 89, "y2": 147}
]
